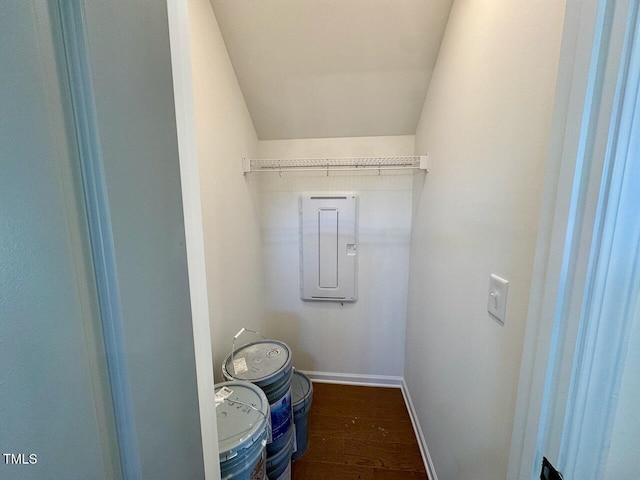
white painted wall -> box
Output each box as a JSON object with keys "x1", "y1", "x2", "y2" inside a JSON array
[
  {"x1": 188, "y1": 0, "x2": 266, "y2": 379},
  {"x1": 84, "y1": 1, "x2": 206, "y2": 476},
  {"x1": 1, "y1": 4, "x2": 113, "y2": 477},
  {"x1": 167, "y1": 0, "x2": 221, "y2": 476},
  {"x1": 405, "y1": 1, "x2": 566, "y2": 479},
  {"x1": 257, "y1": 136, "x2": 415, "y2": 376},
  {"x1": 603, "y1": 304, "x2": 640, "y2": 479}
]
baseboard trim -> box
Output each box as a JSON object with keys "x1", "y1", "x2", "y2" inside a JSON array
[
  {"x1": 401, "y1": 378, "x2": 439, "y2": 480},
  {"x1": 300, "y1": 370, "x2": 403, "y2": 388}
]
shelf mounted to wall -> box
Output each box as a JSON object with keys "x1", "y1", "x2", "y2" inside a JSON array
[{"x1": 242, "y1": 155, "x2": 429, "y2": 176}]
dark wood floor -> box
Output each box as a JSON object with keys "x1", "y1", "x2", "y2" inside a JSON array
[{"x1": 292, "y1": 383, "x2": 428, "y2": 480}]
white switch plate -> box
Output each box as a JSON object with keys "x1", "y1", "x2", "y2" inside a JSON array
[{"x1": 488, "y1": 274, "x2": 509, "y2": 323}]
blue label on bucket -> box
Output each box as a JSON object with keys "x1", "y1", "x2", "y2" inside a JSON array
[{"x1": 270, "y1": 388, "x2": 292, "y2": 442}]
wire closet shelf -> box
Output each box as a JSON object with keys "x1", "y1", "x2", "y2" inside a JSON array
[{"x1": 242, "y1": 155, "x2": 429, "y2": 175}]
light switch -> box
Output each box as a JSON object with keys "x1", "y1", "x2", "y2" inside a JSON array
[{"x1": 488, "y1": 274, "x2": 508, "y2": 323}]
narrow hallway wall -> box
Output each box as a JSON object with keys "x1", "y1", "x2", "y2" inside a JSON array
[
  {"x1": 84, "y1": 1, "x2": 206, "y2": 476},
  {"x1": 189, "y1": 0, "x2": 266, "y2": 379},
  {"x1": 405, "y1": 0, "x2": 566, "y2": 478}
]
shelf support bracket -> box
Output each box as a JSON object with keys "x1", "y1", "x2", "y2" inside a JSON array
[{"x1": 419, "y1": 154, "x2": 430, "y2": 172}]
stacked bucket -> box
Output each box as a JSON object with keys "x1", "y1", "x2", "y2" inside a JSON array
[
  {"x1": 214, "y1": 381, "x2": 270, "y2": 480},
  {"x1": 291, "y1": 369, "x2": 313, "y2": 462},
  {"x1": 216, "y1": 329, "x2": 313, "y2": 480}
]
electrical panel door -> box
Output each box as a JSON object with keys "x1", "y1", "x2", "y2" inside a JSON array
[{"x1": 299, "y1": 194, "x2": 358, "y2": 302}]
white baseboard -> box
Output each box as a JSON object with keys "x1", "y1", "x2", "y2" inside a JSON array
[
  {"x1": 401, "y1": 378, "x2": 439, "y2": 480},
  {"x1": 299, "y1": 371, "x2": 438, "y2": 480},
  {"x1": 300, "y1": 370, "x2": 403, "y2": 388}
]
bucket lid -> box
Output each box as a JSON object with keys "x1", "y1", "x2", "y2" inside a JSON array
[
  {"x1": 291, "y1": 370, "x2": 313, "y2": 407},
  {"x1": 224, "y1": 340, "x2": 292, "y2": 385},
  {"x1": 215, "y1": 381, "x2": 269, "y2": 462}
]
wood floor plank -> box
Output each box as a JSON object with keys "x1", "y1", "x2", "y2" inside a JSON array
[
  {"x1": 295, "y1": 434, "x2": 345, "y2": 464},
  {"x1": 309, "y1": 413, "x2": 418, "y2": 444},
  {"x1": 291, "y1": 383, "x2": 429, "y2": 479},
  {"x1": 292, "y1": 461, "x2": 374, "y2": 480},
  {"x1": 311, "y1": 393, "x2": 411, "y2": 422},
  {"x1": 312, "y1": 383, "x2": 404, "y2": 403},
  {"x1": 373, "y1": 469, "x2": 429, "y2": 479},
  {"x1": 344, "y1": 439, "x2": 426, "y2": 472}
]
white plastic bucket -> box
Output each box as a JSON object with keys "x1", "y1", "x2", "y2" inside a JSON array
[
  {"x1": 215, "y1": 381, "x2": 269, "y2": 480},
  {"x1": 266, "y1": 427, "x2": 294, "y2": 480},
  {"x1": 223, "y1": 330, "x2": 294, "y2": 456},
  {"x1": 291, "y1": 370, "x2": 313, "y2": 461}
]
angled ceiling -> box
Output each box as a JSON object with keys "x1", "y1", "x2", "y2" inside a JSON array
[{"x1": 211, "y1": 0, "x2": 453, "y2": 140}]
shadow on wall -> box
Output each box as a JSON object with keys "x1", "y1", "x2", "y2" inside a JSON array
[{"x1": 264, "y1": 310, "x2": 317, "y2": 371}]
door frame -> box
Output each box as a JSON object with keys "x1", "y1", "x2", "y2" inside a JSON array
[
  {"x1": 508, "y1": 0, "x2": 639, "y2": 478},
  {"x1": 166, "y1": 1, "x2": 221, "y2": 479},
  {"x1": 165, "y1": 0, "x2": 640, "y2": 479}
]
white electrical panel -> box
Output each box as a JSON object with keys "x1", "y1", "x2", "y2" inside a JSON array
[{"x1": 299, "y1": 194, "x2": 358, "y2": 302}]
